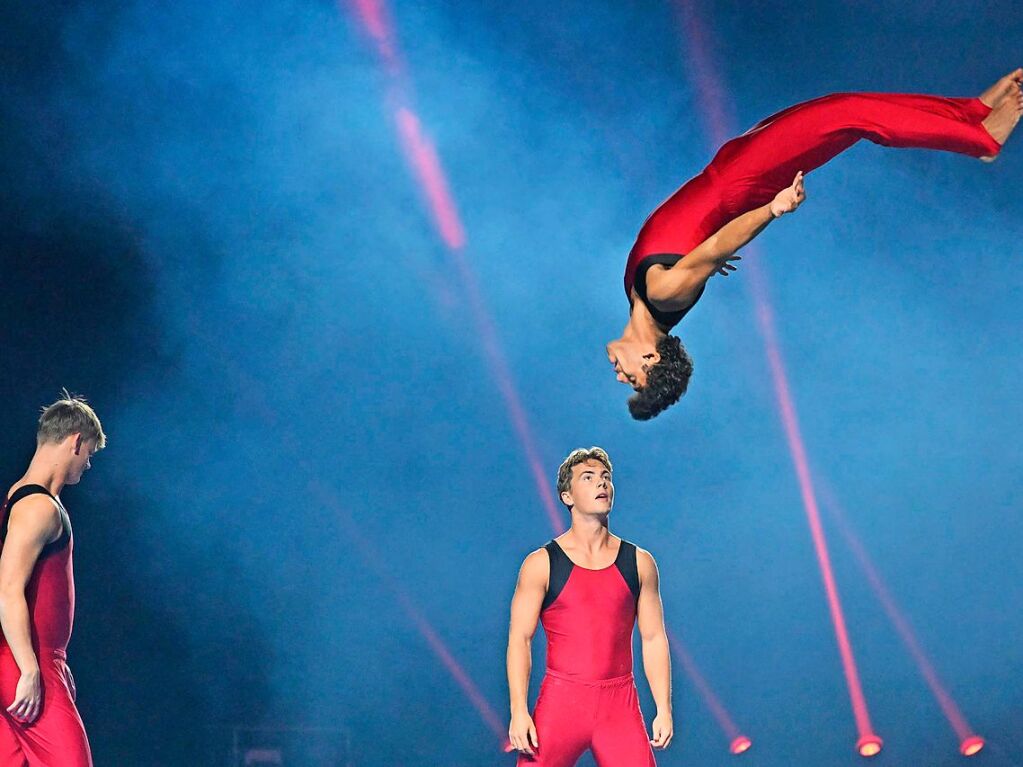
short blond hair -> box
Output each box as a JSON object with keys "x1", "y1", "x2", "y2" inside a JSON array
[
  {"x1": 37, "y1": 389, "x2": 106, "y2": 449},
  {"x1": 556, "y1": 447, "x2": 612, "y2": 504}
]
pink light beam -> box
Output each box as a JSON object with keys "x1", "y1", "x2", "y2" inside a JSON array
[
  {"x1": 818, "y1": 483, "x2": 984, "y2": 755},
  {"x1": 348, "y1": 2, "x2": 563, "y2": 533},
  {"x1": 758, "y1": 303, "x2": 880, "y2": 752},
  {"x1": 674, "y1": 0, "x2": 881, "y2": 754},
  {"x1": 306, "y1": 473, "x2": 508, "y2": 743},
  {"x1": 179, "y1": 309, "x2": 509, "y2": 749},
  {"x1": 394, "y1": 108, "x2": 466, "y2": 250},
  {"x1": 348, "y1": 0, "x2": 401, "y2": 75},
  {"x1": 394, "y1": 105, "x2": 560, "y2": 529},
  {"x1": 668, "y1": 629, "x2": 752, "y2": 755}
]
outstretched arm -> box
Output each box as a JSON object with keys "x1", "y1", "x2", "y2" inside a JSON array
[
  {"x1": 507, "y1": 549, "x2": 547, "y2": 756},
  {"x1": 637, "y1": 548, "x2": 673, "y2": 750},
  {"x1": 646, "y1": 171, "x2": 806, "y2": 309}
]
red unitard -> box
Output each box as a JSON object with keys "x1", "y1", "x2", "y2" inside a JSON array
[
  {"x1": 518, "y1": 539, "x2": 655, "y2": 767},
  {"x1": 624, "y1": 92, "x2": 1000, "y2": 313},
  {"x1": 0, "y1": 485, "x2": 92, "y2": 767}
]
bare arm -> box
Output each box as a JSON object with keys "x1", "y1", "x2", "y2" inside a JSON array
[
  {"x1": 637, "y1": 548, "x2": 673, "y2": 750},
  {"x1": 0, "y1": 495, "x2": 62, "y2": 723},
  {"x1": 646, "y1": 171, "x2": 806, "y2": 309},
  {"x1": 507, "y1": 549, "x2": 548, "y2": 755}
]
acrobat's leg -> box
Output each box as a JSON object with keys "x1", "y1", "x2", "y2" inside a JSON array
[
  {"x1": 708, "y1": 91, "x2": 1002, "y2": 214},
  {"x1": 516, "y1": 676, "x2": 590, "y2": 767},
  {"x1": 589, "y1": 679, "x2": 656, "y2": 767},
  {"x1": 4, "y1": 653, "x2": 93, "y2": 767}
]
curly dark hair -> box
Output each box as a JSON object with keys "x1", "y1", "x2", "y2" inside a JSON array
[{"x1": 627, "y1": 335, "x2": 694, "y2": 420}]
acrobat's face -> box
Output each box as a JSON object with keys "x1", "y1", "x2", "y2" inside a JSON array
[
  {"x1": 606, "y1": 340, "x2": 659, "y2": 390},
  {"x1": 65, "y1": 436, "x2": 97, "y2": 485},
  {"x1": 561, "y1": 459, "x2": 614, "y2": 515}
]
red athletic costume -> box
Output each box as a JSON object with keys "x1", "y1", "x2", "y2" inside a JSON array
[
  {"x1": 518, "y1": 538, "x2": 655, "y2": 767},
  {"x1": 625, "y1": 93, "x2": 1000, "y2": 325},
  {"x1": 0, "y1": 485, "x2": 92, "y2": 767}
]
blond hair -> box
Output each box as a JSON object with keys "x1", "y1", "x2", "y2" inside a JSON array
[
  {"x1": 37, "y1": 389, "x2": 106, "y2": 449},
  {"x1": 556, "y1": 446, "x2": 612, "y2": 505}
]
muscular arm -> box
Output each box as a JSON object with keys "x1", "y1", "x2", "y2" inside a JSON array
[
  {"x1": 637, "y1": 548, "x2": 673, "y2": 749},
  {"x1": 0, "y1": 495, "x2": 61, "y2": 719},
  {"x1": 507, "y1": 549, "x2": 547, "y2": 754},
  {"x1": 646, "y1": 171, "x2": 806, "y2": 309}
]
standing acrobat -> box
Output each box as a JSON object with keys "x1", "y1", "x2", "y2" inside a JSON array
[
  {"x1": 507, "y1": 447, "x2": 671, "y2": 766},
  {"x1": 0, "y1": 391, "x2": 105, "y2": 766},
  {"x1": 609, "y1": 70, "x2": 1023, "y2": 419}
]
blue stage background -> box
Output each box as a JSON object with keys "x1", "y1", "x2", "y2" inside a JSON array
[{"x1": 1, "y1": 2, "x2": 1021, "y2": 764}]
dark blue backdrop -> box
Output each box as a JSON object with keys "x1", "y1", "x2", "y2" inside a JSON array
[{"x1": 1, "y1": 1, "x2": 1021, "y2": 764}]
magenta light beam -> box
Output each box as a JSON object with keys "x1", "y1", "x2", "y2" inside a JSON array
[
  {"x1": 674, "y1": 0, "x2": 881, "y2": 754},
  {"x1": 390, "y1": 106, "x2": 562, "y2": 531},
  {"x1": 347, "y1": 0, "x2": 563, "y2": 533},
  {"x1": 757, "y1": 303, "x2": 880, "y2": 754},
  {"x1": 818, "y1": 483, "x2": 984, "y2": 757},
  {"x1": 183, "y1": 309, "x2": 509, "y2": 749},
  {"x1": 348, "y1": 0, "x2": 401, "y2": 75},
  {"x1": 668, "y1": 629, "x2": 752, "y2": 755},
  {"x1": 394, "y1": 108, "x2": 466, "y2": 250},
  {"x1": 305, "y1": 474, "x2": 508, "y2": 742}
]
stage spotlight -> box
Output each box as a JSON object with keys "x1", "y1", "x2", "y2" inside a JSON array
[
  {"x1": 668, "y1": 634, "x2": 751, "y2": 753},
  {"x1": 960, "y1": 736, "x2": 985, "y2": 756},
  {"x1": 820, "y1": 488, "x2": 986, "y2": 761},
  {"x1": 729, "y1": 735, "x2": 752, "y2": 754},
  {"x1": 856, "y1": 734, "x2": 883, "y2": 757}
]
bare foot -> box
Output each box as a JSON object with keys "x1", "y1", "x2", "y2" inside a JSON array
[
  {"x1": 980, "y1": 93, "x2": 1023, "y2": 161},
  {"x1": 979, "y1": 68, "x2": 1023, "y2": 108}
]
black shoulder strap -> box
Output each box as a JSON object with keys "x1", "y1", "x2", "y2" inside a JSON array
[
  {"x1": 1, "y1": 484, "x2": 71, "y2": 556},
  {"x1": 5, "y1": 484, "x2": 53, "y2": 509},
  {"x1": 633, "y1": 254, "x2": 688, "y2": 329},
  {"x1": 541, "y1": 540, "x2": 574, "y2": 611},
  {"x1": 615, "y1": 539, "x2": 640, "y2": 603}
]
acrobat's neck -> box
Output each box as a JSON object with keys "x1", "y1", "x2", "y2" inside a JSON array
[{"x1": 622, "y1": 297, "x2": 667, "y2": 345}]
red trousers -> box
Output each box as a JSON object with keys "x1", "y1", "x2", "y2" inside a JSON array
[
  {"x1": 517, "y1": 672, "x2": 656, "y2": 767},
  {"x1": 627, "y1": 92, "x2": 999, "y2": 292},
  {"x1": 0, "y1": 649, "x2": 92, "y2": 767}
]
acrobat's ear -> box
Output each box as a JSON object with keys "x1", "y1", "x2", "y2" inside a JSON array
[{"x1": 642, "y1": 351, "x2": 661, "y2": 369}]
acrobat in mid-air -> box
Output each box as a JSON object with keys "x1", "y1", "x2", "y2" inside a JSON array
[{"x1": 608, "y1": 70, "x2": 1023, "y2": 420}]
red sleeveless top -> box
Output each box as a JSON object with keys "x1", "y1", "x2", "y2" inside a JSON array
[
  {"x1": 0, "y1": 485, "x2": 75, "y2": 652},
  {"x1": 541, "y1": 538, "x2": 641, "y2": 681}
]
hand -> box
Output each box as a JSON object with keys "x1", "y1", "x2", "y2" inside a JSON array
[
  {"x1": 649, "y1": 711, "x2": 673, "y2": 750},
  {"x1": 769, "y1": 170, "x2": 806, "y2": 217},
  {"x1": 509, "y1": 710, "x2": 539, "y2": 756},
  {"x1": 716, "y1": 254, "x2": 741, "y2": 276},
  {"x1": 7, "y1": 670, "x2": 42, "y2": 724}
]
